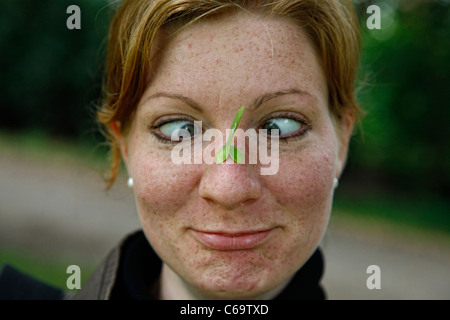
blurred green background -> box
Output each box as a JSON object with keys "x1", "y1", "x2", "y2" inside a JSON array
[{"x1": 0, "y1": 0, "x2": 449, "y2": 291}]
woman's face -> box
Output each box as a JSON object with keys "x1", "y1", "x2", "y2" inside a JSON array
[{"x1": 120, "y1": 12, "x2": 352, "y2": 299}]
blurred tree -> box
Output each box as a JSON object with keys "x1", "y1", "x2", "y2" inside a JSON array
[
  {"x1": 346, "y1": 0, "x2": 450, "y2": 197},
  {"x1": 0, "y1": 0, "x2": 112, "y2": 140}
]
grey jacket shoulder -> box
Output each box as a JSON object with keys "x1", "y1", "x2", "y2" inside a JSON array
[{"x1": 68, "y1": 232, "x2": 138, "y2": 300}]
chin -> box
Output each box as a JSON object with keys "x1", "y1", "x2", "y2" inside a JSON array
[
  {"x1": 194, "y1": 280, "x2": 270, "y2": 300},
  {"x1": 187, "y1": 260, "x2": 288, "y2": 300}
]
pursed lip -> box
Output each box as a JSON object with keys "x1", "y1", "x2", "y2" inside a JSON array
[{"x1": 190, "y1": 228, "x2": 275, "y2": 251}]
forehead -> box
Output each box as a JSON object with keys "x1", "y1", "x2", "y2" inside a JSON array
[{"x1": 148, "y1": 11, "x2": 327, "y2": 107}]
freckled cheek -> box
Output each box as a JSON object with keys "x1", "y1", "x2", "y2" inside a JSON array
[
  {"x1": 265, "y1": 150, "x2": 335, "y2": 211},
  {"x1": 131, "y1": 154, "x2": 201, "y2": 213},
  {"x1": 260, "y1": 150, "x2": 336, "y2": 271}
]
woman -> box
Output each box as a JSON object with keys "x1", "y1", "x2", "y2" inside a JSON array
[{"x1": 73, "y1": 0, "x2": 361, "y2": 300}]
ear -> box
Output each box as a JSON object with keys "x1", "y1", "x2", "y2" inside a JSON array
[
  {"x1": 110, "y1": 121, "x2": 129, "y2": 169},
  {"x1": 335, "y1": 110, "x2": 355, "y2": 179}
]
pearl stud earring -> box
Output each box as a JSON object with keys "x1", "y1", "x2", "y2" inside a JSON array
[
  {"x1": 333, "y1": 178, "x2": 339, "y2": 189},
  {"x1": 127, "y1": 177, "x2": 134, "y2": 189}
]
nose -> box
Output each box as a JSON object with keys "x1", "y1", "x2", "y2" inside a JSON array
[{"x1": 198, "y1": 160, "x2": 263, "y2": 210}]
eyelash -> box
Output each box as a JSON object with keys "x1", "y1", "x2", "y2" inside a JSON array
[
  {"x1": 152, "y1": 132, "x2": 178, "y2": 144},
  {"x1": 150, "y1": 115, "x2": 197, "y2": 144},
  {"x1": 150, "y1": 113, "x2": 311, "y2": 143},
  {"x1": 260, "y1": 112, "x2": 311, "y2": 144}
]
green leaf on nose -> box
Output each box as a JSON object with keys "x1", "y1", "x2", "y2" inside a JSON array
[
  {"x1": 216, "y1": 106, "x2": 245, "y2": 164},
  {"x1": 230, "y1": 146, "x2": 243, "y2": 163}
]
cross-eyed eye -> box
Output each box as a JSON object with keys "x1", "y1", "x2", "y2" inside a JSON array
[
  {"x1": 261, "y1": 118, "x2": 303, "y2": 136},
  {"x1": 157, "y1": 120, "x2": 198, "y2": 141}
]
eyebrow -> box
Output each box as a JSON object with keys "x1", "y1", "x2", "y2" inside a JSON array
[
  {"x1": 250, "y1": 88, "x2": 317, "y2": 111},
  {"x1": 144, "y1": 92, "x2": 203, "y2": 112},
  {"x1": 143, "y1": 88, "x2": 316, "y2": 112}
]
